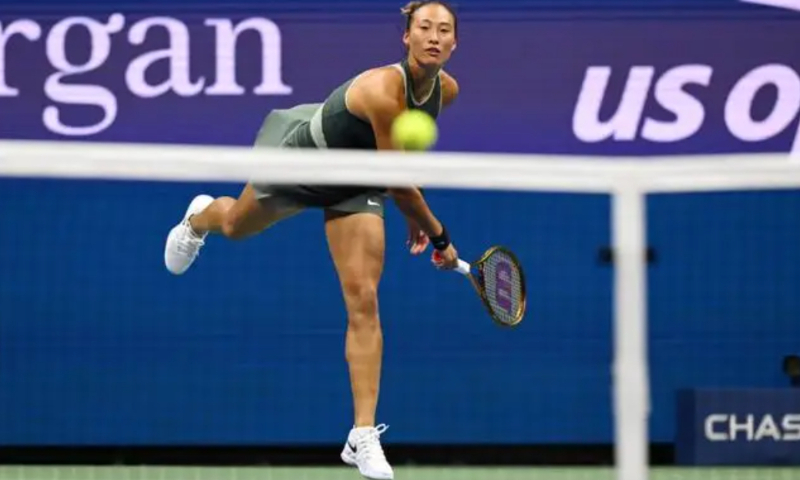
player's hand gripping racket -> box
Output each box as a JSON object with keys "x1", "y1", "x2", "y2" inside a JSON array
[{"x1": 434, "y1": 246, "x2": 527, "y2": 327}]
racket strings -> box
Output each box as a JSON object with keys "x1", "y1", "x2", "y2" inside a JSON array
[{"x1": 481, "y1": 251, "x2": 524, "y2": 325}]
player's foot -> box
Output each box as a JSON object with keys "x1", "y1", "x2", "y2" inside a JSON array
[
  {"x1": 340, "y1": 424, "x2": 393, "y2": 480},
  {"x1": 164, "y1": 194, "x2": 214, "y2": 275}
]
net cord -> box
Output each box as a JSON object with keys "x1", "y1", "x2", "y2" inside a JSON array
[
  {"x1": 3, "y1": 140, "x2": 800, "y2": 193},
  {"x1": 3, "y1": 139, "x2": 800, "y2": 480}
]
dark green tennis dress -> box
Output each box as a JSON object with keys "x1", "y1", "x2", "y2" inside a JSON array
[{"x1": 251, "y1": 58, "x2": 443, "y2": 217}]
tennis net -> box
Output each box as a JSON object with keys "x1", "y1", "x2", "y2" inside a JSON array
[{"x1": 1, "y1": 140, "x2": 799, "y2": 480}]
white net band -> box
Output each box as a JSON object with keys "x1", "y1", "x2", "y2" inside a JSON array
[{"x1": 2, "y1": 140, "x2": 799, "y2": 194}]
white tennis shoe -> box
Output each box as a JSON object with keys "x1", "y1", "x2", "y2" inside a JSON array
[
  {"x1": 164, "y1": 194, "x2": 214, "y2": 275},
  {"x1": 341, "y1": 424, "x2": 394, "y2": 480}
]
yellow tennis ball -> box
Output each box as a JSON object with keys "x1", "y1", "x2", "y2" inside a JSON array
[{"x1": 391, "y1": 109, "x2": 438, "y2": 151}]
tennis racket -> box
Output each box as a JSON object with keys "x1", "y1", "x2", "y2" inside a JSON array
[{"x1": 435, "y1": 246, "x2": 527, "y2": 328}]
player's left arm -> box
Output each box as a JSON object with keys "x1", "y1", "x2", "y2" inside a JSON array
[
  {"x1": 401, "y1": 72, "x2": 459, "y2": 254},
  {"x1": 440, "y1": 71, "x2": 459, "y2": 109},
  {"x1": 402, "y1": 72, "x2": 459, "y2": 253}
]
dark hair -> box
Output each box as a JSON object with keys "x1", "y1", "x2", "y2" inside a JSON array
[{"x1": 401, "y1": 1, "x2": 458, "y2": 37}]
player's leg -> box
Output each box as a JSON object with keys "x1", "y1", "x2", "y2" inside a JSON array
[
  {"x1": 189, "y1": 183, "x2": 298, "y2": 239},
  {"x1": 164, "y1": 183, "x2": 301, "y2": 275},
  {"x1": 164, "y1": 105, "x2": 315, "y2": 274},
  {"x1": 325, "y1": 194, "x2": 393, "y2": 480},
  {"x1": 328, "y1": 210, "x2": 385, "y2": 427}
]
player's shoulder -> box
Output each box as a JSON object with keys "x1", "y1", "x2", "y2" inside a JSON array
[
  {"x1": 351, "y1": 65, "x2": 405, "y2": 100},
  {"x1": 348, "y1": 65, "x2": 405, "y2": 116},
  {"x1": 439, "y1": 69, "x2": 459, "y2": 108},
  {"x1": 345, "y1": 66, "x2": 403, "y2": 123}
]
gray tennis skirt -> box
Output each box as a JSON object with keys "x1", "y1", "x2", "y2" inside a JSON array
[{"x1": 250, "y1": 103, "x2": 386, "y2": 217}]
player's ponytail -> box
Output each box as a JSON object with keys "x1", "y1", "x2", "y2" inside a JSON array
[{"x1": 401, "y1": 1, "x2": 424, "y2": 17}]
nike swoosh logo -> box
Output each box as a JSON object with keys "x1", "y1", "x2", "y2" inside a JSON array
[
  {"x1": 348, "y1": 441, "x2": 357, "y2": 452},
  {"x1": 367, "y1": 199, "x2": 380, "y2": 206},
  {"x1": 740, "y1": 0, "x2": 800, "y2": 12}
]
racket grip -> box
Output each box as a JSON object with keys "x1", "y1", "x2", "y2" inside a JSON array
[
  {"x1": 455, "y1": 259, "x2": 471, "y2": 275},
  {"x1": 433, "y1": 250, "x2": 470, "y2": 275}
]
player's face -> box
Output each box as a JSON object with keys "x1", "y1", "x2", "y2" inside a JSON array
[{"x1": 404, "y1": 4, "x2": 457, "y2": 68}]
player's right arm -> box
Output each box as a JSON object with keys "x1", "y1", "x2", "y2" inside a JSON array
[{"x1": 348, "y1": 69, "x2": 458, "y2": 267}]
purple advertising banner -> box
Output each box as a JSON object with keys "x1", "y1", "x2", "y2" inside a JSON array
[{"x1": 1, "y1": 11, "x2": 799, "y2": 154}]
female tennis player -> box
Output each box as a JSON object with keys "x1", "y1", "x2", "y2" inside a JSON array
[{"x1": 164, "y1": 2, "x2": 459, "y2": 478}]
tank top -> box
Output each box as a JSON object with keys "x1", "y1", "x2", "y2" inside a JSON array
[{"x1": 286, "y1": 58, "x2": 443, "y2": 205}]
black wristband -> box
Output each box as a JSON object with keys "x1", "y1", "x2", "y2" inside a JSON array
[{"x1": 430, "y1": 225, "x2": 450, "y2": 251}]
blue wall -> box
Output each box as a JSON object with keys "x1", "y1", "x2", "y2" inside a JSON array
[{"x1": 1, "y1": 0, "x2": 800, "y2": 446}]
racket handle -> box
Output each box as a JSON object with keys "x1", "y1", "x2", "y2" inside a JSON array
[
  {"x1": 455, "y1": 259, "x2": 471, "y2": 275},
  {"x1": 433, "y1": 250, "x2": 471, "y2": 275}
]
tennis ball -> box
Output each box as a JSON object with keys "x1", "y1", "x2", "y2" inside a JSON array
[{"x1": 391, "y1": 109, "x2": 438, "y2": 151}]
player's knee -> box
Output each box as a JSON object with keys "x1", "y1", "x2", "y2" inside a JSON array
[
  {"x1": 343, "y1": 281, "x2": 379, "y2": 325},
  {"x1": 221, "y1": 212, "x2": 246, "y2": 240}
]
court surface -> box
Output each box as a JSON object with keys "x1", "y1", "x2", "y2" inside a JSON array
[{"x1": 3, "y1": 466, "x2": 799, "y2": 480}]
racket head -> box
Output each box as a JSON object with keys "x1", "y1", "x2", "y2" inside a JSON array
[{"x1": 472, "y1": 246, "x2": 527, "y2": 328}]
